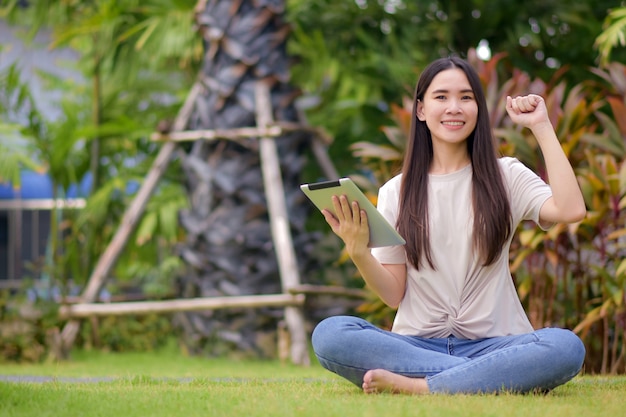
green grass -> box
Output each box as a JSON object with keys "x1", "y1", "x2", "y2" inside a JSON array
[{"x1": 1, "y1": 345, "x2": 625, "y2": 417}]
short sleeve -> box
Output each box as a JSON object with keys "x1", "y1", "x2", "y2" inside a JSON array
[
  {"x1": 499, "y1": 157, "x2": 552, "y2": 229},
  {"x1": 370, "y1": 176, "x2": 407, "y2": 264}
]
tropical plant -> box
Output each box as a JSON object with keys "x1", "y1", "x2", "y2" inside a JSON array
[
  {"x1": 0, "y1": 62, "x2": 91, "y2": 288},
  {"x1": 0, "y1": 1, "x2": 201, "y2": 360},
  {"x1": 595, "y1": 6, "x2": 626, "y2": 66},
  {"x1": 570, "y1": 62, "x2": 626, "y2": 373},
  {"x1": 0, "y1": 64, "x2": 44, "y2": 184},
  {"x1": 1, "y1": 0, "x2": 199, "y2": 289},
  {"x1": 286, "y1": 0, "x2": 623, "y2": 175},
  {"x1": 286, "y1": 0, "x2": 426, "y2": 173}
]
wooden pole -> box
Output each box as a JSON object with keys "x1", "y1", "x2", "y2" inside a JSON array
[
  {"x1": 150, "y1": 122, "x2": 330, "y2": 143},
  {"x1": 255, "y1": 81, "x2": 310, "y2": 366},
  {"x1": 59, "y1": 83, "x2": 203, "y2": 352},
  {"x1": 288, "y1": 284, "x2": 368, "y2": 299},
  {"x1": 311, "y1": 136, "x2": 340, "y2": 180},
  {"x1": 60, "y1": 294, "x2": 305, "y2": 318}
]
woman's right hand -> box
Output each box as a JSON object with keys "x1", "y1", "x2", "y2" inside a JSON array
[
  {"x1": 324, "y1": 194, "x2": 407, "y2": 308},
  {"x1": 321, "y1": 195, "x2": 371, "y2": 259}
]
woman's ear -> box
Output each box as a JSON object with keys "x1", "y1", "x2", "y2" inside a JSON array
[{"x1": 416, "y1": 100, "x2": 425, "y2": 121}]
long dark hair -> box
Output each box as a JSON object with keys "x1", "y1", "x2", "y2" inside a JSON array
[{"x1": 397, "y1": 57, "x2": 511, "y2": 270}]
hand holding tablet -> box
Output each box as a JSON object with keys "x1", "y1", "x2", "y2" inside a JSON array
[{"x1": 300, "y1": 178, "x2": 406, "y2": 248}]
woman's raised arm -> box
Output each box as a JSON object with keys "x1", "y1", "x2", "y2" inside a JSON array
[{"x1": 506, "y1": 94, "x2": 586, "y2": 224}]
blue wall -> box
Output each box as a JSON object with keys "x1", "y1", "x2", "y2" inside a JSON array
[{"x1": 0, "y1": 171, "x2": 91, "y2": 200}]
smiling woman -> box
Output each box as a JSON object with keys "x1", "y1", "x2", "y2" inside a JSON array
[{"x1": 311, "y1": 56, "x2": 586, "y2": 395}]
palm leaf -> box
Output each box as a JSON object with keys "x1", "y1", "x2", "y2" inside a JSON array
[{"x1": 595, "y1": 7, "x2": 626, "y2": 65}]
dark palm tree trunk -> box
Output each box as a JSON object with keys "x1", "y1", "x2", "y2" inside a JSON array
[{"x1": 175, "y1": 0, "x2": 315, "y2": 359}]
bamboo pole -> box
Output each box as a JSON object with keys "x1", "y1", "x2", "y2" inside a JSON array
[
  {"x1": 150, "y1": 122, "x2": 331, "y2": 143},
  {"x1": 255, "y1": 81, "x2": 310, "y2": 366},
  {"x1": 288, "y1": 284, "x2": 368, "y2": 299},
  {"x1": 60, "y1": 294, "x2": 305, "y2": 318},
  {"x1": 58, "y1": 83, "x2": 203, "y2": 352},
  {"x1": 311, "y1": 136, "x2": 340, "y2": 180}
]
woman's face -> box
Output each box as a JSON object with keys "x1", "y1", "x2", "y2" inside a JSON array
[{"x1": 416, "y1": 68, "x2": 478, "y2": 149}]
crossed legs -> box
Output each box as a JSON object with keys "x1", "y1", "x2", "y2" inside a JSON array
[{"x1": 312, "y1": 316, "x2": 585, "y2": 394}]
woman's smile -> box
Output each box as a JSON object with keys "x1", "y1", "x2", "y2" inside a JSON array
[{"x1": 441, "y1": 120, "x2": 465, "y2": 128}]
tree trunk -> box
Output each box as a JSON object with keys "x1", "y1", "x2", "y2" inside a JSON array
[{"x1": 175, "y1": 0, "x2": 317, "y2": 360}]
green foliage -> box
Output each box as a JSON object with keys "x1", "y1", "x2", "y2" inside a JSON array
[
  {"x1": 0, "y1": 1, "x2": 196, "y2": 297},
  {"x1": 4, "y1": 0, "x2": 202, "y2": 78},
  {"x1": 0, "y1": 3, "x2": 194, "y2": 363},
  {"x1": 78, "y1": 314, "x2": 173, "y2": 352},
  {"x1": 0, "y1": 64, "x2": 55, "y2": 185},
  {"x1": 0, "y1": 289, "x2": 59, "y2": 363},
  {"x1": 0, "y1": 286, "x2": 175, "y2": 363},
  {"x1": 596, "y1": 6, "x2": 626, "y2": 66},
  {"x1": 287, "y1": 0, "x2": 424, "y2": 173},
  {"x1": 287, "y1": 0, "x2": 623, "y2": 177}
]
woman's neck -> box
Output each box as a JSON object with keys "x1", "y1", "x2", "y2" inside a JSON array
[{"x1": 429, "y1": 147, "x2": 471, "y2": 175}]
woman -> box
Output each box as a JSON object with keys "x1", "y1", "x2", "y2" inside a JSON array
[{"x1": 311, "y1": 57, "x2": 586, "y2": 395}]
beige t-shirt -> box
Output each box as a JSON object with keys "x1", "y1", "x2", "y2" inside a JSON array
[{"x1": 371, "y1": 157, "x2": 552, "y2": 339}]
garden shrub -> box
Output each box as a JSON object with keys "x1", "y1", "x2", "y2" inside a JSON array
[{"x1": 0, "y1": 287, "x2": 174, "y2": 362}]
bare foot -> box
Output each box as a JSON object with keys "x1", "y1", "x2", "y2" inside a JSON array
[{"x1": 362, "y1": 369, "x2": 430, "y2": 395}]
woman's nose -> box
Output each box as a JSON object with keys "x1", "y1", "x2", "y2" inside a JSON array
[{"x1": 446, "y1": 99, "x2": 461, "y2": 113}]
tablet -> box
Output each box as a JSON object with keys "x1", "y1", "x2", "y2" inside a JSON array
[{"x1": 300, "y1": 178, "x2": 406, "y2": 248}]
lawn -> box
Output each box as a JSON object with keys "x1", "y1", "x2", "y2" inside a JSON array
[{"x1": 1, "y1": 343, "x2": 624, "y2": 417}]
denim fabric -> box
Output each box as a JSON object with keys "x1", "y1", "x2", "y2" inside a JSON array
[{"x1": 312, "y1": 316, "x2": 585, "y2": 394}]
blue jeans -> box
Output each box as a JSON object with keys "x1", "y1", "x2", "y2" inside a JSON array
[{"x1": 312, "y1": 316, "x2": 585, "y2": 394}]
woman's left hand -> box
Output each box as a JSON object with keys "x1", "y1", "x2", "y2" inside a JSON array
[{"x1": 505, "y1": 94, "x2": 550, "y2": 130}]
